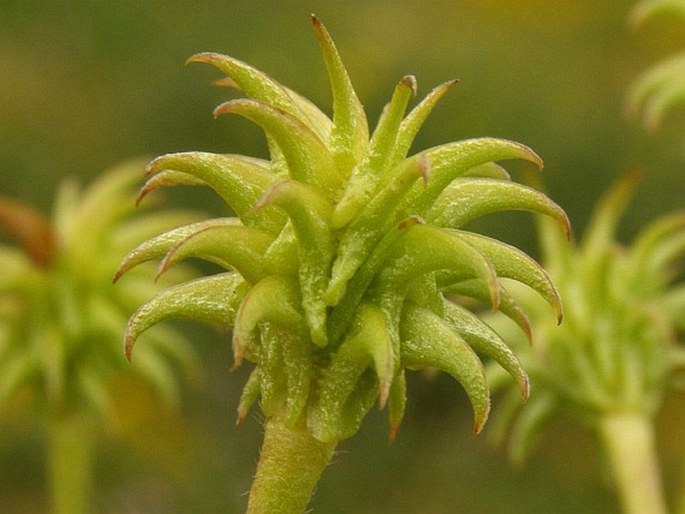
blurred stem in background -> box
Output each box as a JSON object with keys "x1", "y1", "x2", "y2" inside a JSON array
[
  {"x1": 47, "y1": 413, "x2": 96, "y2": 514},
  {"x1": 599, "y1": 413, "x2": 666, "y2": 514}
]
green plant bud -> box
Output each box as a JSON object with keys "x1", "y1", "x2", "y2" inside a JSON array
[{"x1": 119, "y1": 16, "x2": 568, "y2": 448}]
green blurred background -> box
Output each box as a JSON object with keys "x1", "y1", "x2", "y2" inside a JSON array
[{"x1": 1, "y1": 1, "x2": 684, "y2": 512}]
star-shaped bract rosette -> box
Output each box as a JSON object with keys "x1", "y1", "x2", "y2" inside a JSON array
[{"x1": 117, "y1": 15, "x2": 569, "y2": 443}]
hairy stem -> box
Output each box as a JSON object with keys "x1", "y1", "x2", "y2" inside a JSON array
[
  {"x1": 47, "y1": 413, "x2": 95, "y2": 514},
  {"x1": 598, "y1": 412, "x2": 667, "y2": 514},
  {"x1": 247, "y1": 416, "x2": 337, "y2": 514}
]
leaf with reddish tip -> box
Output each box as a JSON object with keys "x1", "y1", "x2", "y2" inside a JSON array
[
  {"x1": 187, "y1": 51, "x2": 332, "y2": 139},
  {"x1": 214, "y1": 99, "x2": 341, "y2": 200},
  {"x1": 387, "y1": 370, "x2": 407, "y2": 442},
  {"x1": 404, "y1": 138, "x2": 544, "y2": 216},
  {"x1": 456, "y1": 231, "x2": 563, "y2": 323},
  {"x1": 144, "y1": 152, "x2": 282, "y2": 232},
  {"x1": 232, "y1": 275, "x2": 306, "y2": 368},
  {"x1": 400, "y1": 303, "x2": 491, "y2": 434},
  {"x1": 255, "y1": 180, "x2": 334, "y2": 346},
  {"x1": 443, "y1": 300, "x2": 529, "y2": 399},
  {"x1": 312, "y1": 14, "x2": 369, "y2": 175},
  {"x1": 333, "y1": 75, "x2": 418, "y2": 228},
  {"x1": 442, "y1": 279, "x2": 533, "y2": 343},
  {"x1": 391, "y1": 79, "x2": 458, "y2": 165},
  {"x1": 124, "y1": 273, "x2": 247, "y2": 360},
  {"x1": 379, "y1": 225, "x2": 500, "y2": 309},
  {"x1": 428, "y1": 178, "x2": 570, "y2": 237},
  {"x1": 157, "y1": 224, "x2": 275, "y2": 285},
  {"x1": 113, "y1": 218, "x2": 240, "y2": 282}
]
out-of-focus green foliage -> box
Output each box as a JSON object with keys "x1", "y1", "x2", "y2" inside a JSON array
[
  {"x1": 0, "y1": 161, "x2": 200, "y2": 513},
  {"x1": 486, "y1": 170, "x2": 685, "y2": 463},
  {"x1": 2, "y1": 1, "x2": 685, "y2": 513},
  {"x1": 628, "y1": 0, "x2": 685, "y2": 132}
]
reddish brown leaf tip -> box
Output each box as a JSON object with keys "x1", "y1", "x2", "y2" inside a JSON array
[
  {"x1": 124, "y1": 335, "x2": 135, "y2": 362},
  {"x1": 388, "y1": 425, "x2": 399, "y2": 444},
  {"x1": 401, "y1": 75, "x2": 418, "y2": 98}
]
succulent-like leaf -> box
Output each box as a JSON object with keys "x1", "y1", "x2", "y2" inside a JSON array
[
  {"x1": 157, "y1": 224, "x2": 274, "y2": 285},
  {"x1": 309, "y1": 303, "x2": 394, "y2": 442},
  {"x1": 232, "y1": 275, "x2": 306, "y2": 367},
  {"x1": 113, "y1": 218, "x2": 241, "y2": 282},
  {"x1": 214, "y1": 99, "x2": 342, "y2": 200},
  {"x1": 401, "y1": 303, "x2": 490, "y2": 434},
  {"x1": 428, "y1": 178, "x2": 570, "y2": 235},
  {"x1": 311, "y1": 14, "x2": 369, "y2": 175},
  {"x1": 333, "y1": 76, "x2": 418, "y2": 227},
  {"x1": 254, "y1": 180, "x2": 335, "y2": 346},
  {"x1": 125, "y1": 273, "x2": 247, "y2": 360},
  {"x1": 443, "y1": 300, "x2": 529, "y2": 400},
  {"x1": 143, "y1": 152, "x2": 283, "y2": 232}
]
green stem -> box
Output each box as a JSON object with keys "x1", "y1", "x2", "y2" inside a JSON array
[
  {"x1": 247, "y1": 416, "x2": 337, "y2": 514},
  {"x1": 598, "y1": 412, "x2": 667, "y2": 514},
  {"x1": 47, "y1": 413, "x2": 95, "y2": 514}
]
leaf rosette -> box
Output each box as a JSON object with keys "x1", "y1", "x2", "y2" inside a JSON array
[{"x1": 118, "y1": 15, "x2": 569, "y2": 443}]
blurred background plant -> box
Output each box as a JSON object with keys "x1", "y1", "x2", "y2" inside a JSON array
[
  {"x1": 628, "y1": 0, "x2": 685, "y2": 133},
  {"x1": 2, "y1": 1, "x2": 685, "y2": 512},
  {"x1": 0, "y1": 162, "x2": 199, "y2": 513},
  {"x1": 484, "y1": 170, "x2": 685, "y2": 514}
]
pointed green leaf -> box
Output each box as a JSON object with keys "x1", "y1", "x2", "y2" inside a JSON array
[
  {"x1": 508, "y1": 393, "x2": 558, "y2": 466},
  {"x1": 630, "y1": 212, "x2": 685, "y2": 287},
  {"x1": 401, "y1": 303, "x2": 491, "y2": 434},
  {"x1": 333, "y1": 75, "x2": 418, "y2": 227},
  {"x1": 387, "y1": 370, "x2": 407, "y2": 442},
  {"x1": 232, "y1": 275, "x2": 306, "y2": 368},
  {"x1": 327, "y1": 216, "x2": 422, "y2": 345},
  {"x1": 188, "y1": 51, "x2": 331, "y2": 139},
  {"x1": 255, "y1": 180, "x2": 335, "y2": 346},
  {"x1": 312, "y1": 14, "x2": 369, "y2": 175},
  {"x1": 581, "y1": 169, "x2": 642, "y2": 266},
  {"x1": 443, "y1": 300, "x2": 529, "y2": 399},
  {"x1": 308, "y1": 303, "x2": 394, "y2": 441},
  {"x1": 214, "y1": 99, "x2": 341, "y2": 200},
  {"x1": 390, "y1": 79, "x2": 458, "y2": 166},
  {"x1": 455, "y1": 231, "x2": 563, "y2": 323},
  {"x1": 428, "y1": 178, "x2": 570, "y2": 237},
  {"x1": 277, "y1": 325, "x2": 314, "y2": 425},
  {"x1": 157, "y1": 224, "x2": 275, "y2": 285},
  {"x1": 257, "y1": 323, "x2": 288, "y2": 418},
  {"x1": 441, "y1": 279, "x2": 533, "y2": 343},
  {"x1": 326, "y1": 156, "x2": 429, "y2": 306},
  {"x1": 143, "y1": 152, "x2": 283, "y2": 232},
  {"x1": 237, "y1": 368, "x2": 261, "y2": 427},
  {"x1": 403, "y1": 138, "x2": 544, "y2": 216},
  {"x1": 113, "y1": 218, "x2": 240, "y2": 282},
  {"x1": 379, "y1": 224, "x2": 500, "y2": 308},
  {"x1": 124, "y1": 273, "x2": 247, "y2": 360}
]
